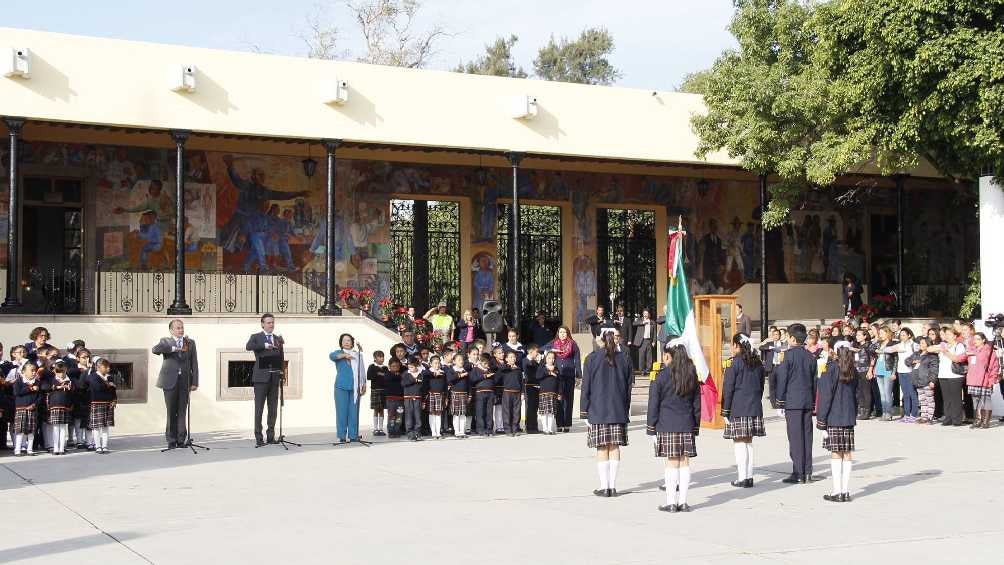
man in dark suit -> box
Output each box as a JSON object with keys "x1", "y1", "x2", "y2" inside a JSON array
[
  {"x1": 775, "y1": 323, "x2": 818, "y2": 483},
  {"x1": 735, "y1": 304, "x2": 753, "y2": 337},
  {"x1": 153, "y1": 320, "x2": 199, "y2": 449},
  {"x1": 246, "y1": 313, "x2": 285, "y2": 447}
]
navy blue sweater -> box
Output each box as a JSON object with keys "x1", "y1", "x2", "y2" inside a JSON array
[
  {"x1": 446, "y1": 366, "x2": 470, "y2": 393},
  {"x1": 775, "y1": 346, "x2": 818, "y2": 410},
  {"x1": 471, "y1": 367, "x2": 496, "y2": 392},
  {"x1": 721, "y1": 357, "x2": 765, "y2": 419},
  {"x1": 816, "y1": 364, "x2": 859, "y2": 428},
  {"x1": 580, "y1": 351, "x2": 633, "y2": 424},
  {"x1": 499, "y1": 365, "x2": 523, "y2": 391},
  {"x1": 646, "y1": 366, "x2": 702, "y2": 434}
]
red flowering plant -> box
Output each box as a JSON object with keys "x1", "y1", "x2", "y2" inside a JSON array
[
  {"x1": 849, "y1": 304, "x2": 879, "y2": 324},
  {"x1": 337, "y1": 287, "x2": 359, "y2": 307},
  {"x1": 430, "y1": 330, "x2": 446, "y2": 351},
  {"x1": 393, "y1": 306, "x2": 410, "y2": 328},
  {"x1": 378, "y1": 296, "x2": 394, "y2": 318},
  {"x1": 413, "y1": 318, "x2": 431, "y2": 344},
  {"x1": 871, "y1": 294, "x2": 896, "y2": 316},
  {"x1": 358, "y1": 288, "x2": 375, "y2": 310}
]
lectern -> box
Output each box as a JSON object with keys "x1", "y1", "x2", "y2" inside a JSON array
[{"x1": 694, "y1": 295, "x2": 737, "y2": 430}]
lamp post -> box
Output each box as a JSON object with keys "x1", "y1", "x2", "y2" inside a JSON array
[
  {"x1": 1, "y1": 117, "x2": 25, "y2": 312},
  {"x1": 166, "y1": 130, "x2": 192, "y2": 315},
  {"x1": 318, "y1": 139, "x2": 343, "y2": 316},
  {"x1": 507, "y1": 151, "x2": 523, "y2": 332}
]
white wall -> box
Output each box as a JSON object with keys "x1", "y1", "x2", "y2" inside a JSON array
[
  {"x1": 0, "y1": 315, "x2": 398, "y2": 436},
  {"x1": 980, "y1": 176, "x2": 1003, "y2": 317},
  {"x1": 734, "y1": 283, "x2": 869, "y2": 322}
]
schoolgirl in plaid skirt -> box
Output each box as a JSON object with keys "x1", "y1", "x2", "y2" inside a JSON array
[
  {"x1": 581, "y1": 334, "x2": 634, "y2": 498},
  {"x1": 536, "y1": 353, "x2": 561, "y2": 435},
  {"x1": 47, "y1": 361, "x2": 74, "y2": 455},
  {"x1": 816, "y1": 346, "x2": 859, "y2": 503},
  {"x1": 647, "y1": 344, "x2": 702, "y2": 513},
  {"x1": 720, "y1": 335, "x2": 766, "y2": 488},
  {"x1": 367, "y1": 351, "x2": 388, "y2": 436},
  {"x1": 447, "y1": 356, "x2": 471, "y2": 438},
  {"x1": 13, "y1": 361, "x2": 41, "y2": 456},
  {"x1": 87, "y1": 358, "x2": 117, "y2": 454}
]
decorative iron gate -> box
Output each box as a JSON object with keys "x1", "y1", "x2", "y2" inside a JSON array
[
  {"x1": 390, "y1": 200, "x2": 461, "y2": 313},
  {"x1": 498, "y1": 204, "x2": 562, "y2": 332},
  {"x1": 597, "y1": 208, "x2": 656, "y2": 317}
]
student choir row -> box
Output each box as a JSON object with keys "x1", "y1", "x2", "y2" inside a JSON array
[{"x1": 0, "y1": 328, "x2": 119, "y2": 457}]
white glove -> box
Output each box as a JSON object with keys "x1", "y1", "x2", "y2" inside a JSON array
[{"x1": 776, "y1": 409, "x2": 785, "y2": 418}]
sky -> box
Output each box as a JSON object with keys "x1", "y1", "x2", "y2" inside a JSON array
[{"x1": 1, "y1": 0, "x2": 737, "y2": 91}]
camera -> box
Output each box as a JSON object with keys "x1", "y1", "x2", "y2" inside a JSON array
[{"x1": 984, "y1": 313, "x2": 1004, "y2": 329}]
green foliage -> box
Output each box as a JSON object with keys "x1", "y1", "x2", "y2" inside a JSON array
[
  {"x1": 676, "y1": 70, "x2": 714, "y2": 94},
  {"x1": 693, "y1": 0, "x2": 1004, "y2": 228},
  {"x1": 960, "y1": 262, "x2": 981, "y2": 318},
  {"x1": 455, "y1": 34, "x2": 527, "y2": 78},
  {"x1": 533, "y1": 27, "x2": 621, "y2": 85}
]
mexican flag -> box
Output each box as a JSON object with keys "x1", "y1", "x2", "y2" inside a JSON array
[{"x1": 664, "y1": 229, "x2": 710, "y2": 380}]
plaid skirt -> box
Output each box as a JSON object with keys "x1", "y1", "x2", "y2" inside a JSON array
[
  {"x1": 427, "y1": 392, "x2": 445, "y2": 415},
  {"x1": 723, "y1": 416, "x2": 767, "y2": 440},
  {"x1": 90, "y1": 402, "x2": 116, "y2": 428},
  {"x1": 822, "y1": 426, "x2": 855, "y2": 452},
  {"x1": 586, "y1": 423, "x2": 628, "y2": 448},
  {"x1": 49, "y1": 407, "x2": 72, "y2": 426},
  {"x1": 538, "y1": 392, "x2": 558, "y2": 415},
  {"x1": 968, "y1": 385, "x2": 994, "y2": 398},
  {"x1": 13, "y1": 407, "x2": 36, "y2": 435},
  {"x1": 450, "y1": 392, "x2": 469, "y2": 416},
  {"x1": 654, "y1": 432, "x2": 697, "y2": 458},
  {"x1": 370, "y1": 389, "x2": 386, "y2": 411}
]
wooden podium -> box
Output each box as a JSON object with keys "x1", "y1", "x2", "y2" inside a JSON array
[{"x1": 694, "y1": 295, "x2": 737, "y2": 430}]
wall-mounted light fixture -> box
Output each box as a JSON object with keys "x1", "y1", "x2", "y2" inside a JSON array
[
  {"x1": 2, "y1": 47, "x2": 31, "y2": 78},
  {"x1": 170, "y1": 65, "x2": 197, "y2": 93}
]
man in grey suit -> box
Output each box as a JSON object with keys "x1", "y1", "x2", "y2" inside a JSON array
[
  {"x1": 246, "y1": 313, "x2": 284, "y2": 447},
  {"x1": 152, "y1": 319, "x2": 199, "y2": 449}
]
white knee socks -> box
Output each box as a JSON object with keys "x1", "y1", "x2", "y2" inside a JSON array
[
  {"x1": 98, "y1": 427, "x2": 109, "y2": 450},
  {"x1": 430, "y1": 415, "x2": 441, "y2": 437},
  {"x1": 679, "y1": 466, "x2": 691, "y2": 504},
  {"x1": 841, "y1": 460, "x2": 852, "y2": 494},
  {"x1": 734, "y1": 443, "x2": 747, "y2": 482},
  {"x1": 373, "y1": 415, "x2": 380, "y2": 432},
  {"x1": 53, "y1": 425, "x2": 68, "y2": 454},
  {"x1": 453, "y1": 416, "x2": 462, "y2": 436},
  {"x1": 597, "y1": 461, "x2": 610, "y2": 489},
  {"x1": 14, "y1": 433, "x2": 26, "y2": 455},
  {"x1": 493, "y1": 406, "x2": 503, "y2": 431},
  {"x1": 746, "y1": 443, "x2": 755, "y2": 479},
  {"x1": 664, "y1": 468, "x2": 680, "y2": 505},
  {"x1": 608, "y1": 459, "x2": 620, "y2": 490},
  {"x1": 830, "y1": 459, "x2": 842, "y2": 495}
]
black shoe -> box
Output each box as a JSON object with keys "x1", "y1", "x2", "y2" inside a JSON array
[
  {"x1": 782, "y1": 474, "x2": 802, "y2": 484},
  {"x1": 607, "y1": 488, "x2": 618, "y2": 498},
  {"x1": 823, "y1": 494, "x2": 841, "y2": 502},
  {"x1": 744, "y1": 478, "x2": 754, "y2": 488},
  {"x1": 593, "y1": 489, "x2": 607, "y2": 497},
  {"x1": 266, "y1": 437, "x2": 277, "y2": 444},
  {"x1": 167, "y1": 442, "x2": 178, "y2": 450},
  {"x1": 255, "y1": 440, "x2": 266, "y2": 447},
  {"x1": 677, "y1": 503, "x2": 691, "y2": 512},
  {"x1": 659, "y1": 484, "x2": 666, "y2": 491},
  {"x1": 840, "y1": 493, "x2": 852, "y2": 502},
  {"x1": 801, "y1": 475, "x2": 819, "y2": 483},
  {"x1": 941, "y1": 421, "x2": 953, "y2": 426},
  {"x1": 658, "y1": 504, "x2": 678, "y2": 513},
  {"x1": 730, "y1": 480, "x2": 746, "y2": 488}
]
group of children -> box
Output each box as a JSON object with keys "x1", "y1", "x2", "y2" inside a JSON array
[
  {"x1": 364, "y1": 329, "x2": 567, "y2": 441},
  {"x1": 0, "y1": 327, "x2": 118, "y2": 456}
]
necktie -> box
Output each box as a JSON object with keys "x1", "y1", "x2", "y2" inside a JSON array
[
  {"x1": 177, "y1": 338, "x2": 184, "y2": 350},
  {"x1": 266, "y1": 335, "x2": 273, "y2": 346}
]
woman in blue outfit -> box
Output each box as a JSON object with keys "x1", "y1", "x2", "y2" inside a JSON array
[{"x1": 329, "y1": 334, "x2": 366, "y2": 443}]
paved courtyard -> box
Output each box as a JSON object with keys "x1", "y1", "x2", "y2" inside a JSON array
[{"x1": 3, "y1": 410, "x2": 1003, "y2": 565}]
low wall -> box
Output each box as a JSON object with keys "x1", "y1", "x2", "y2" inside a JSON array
[
  {"x1": 0, "y1": 314, "x2": 399, "y2": 436},
  {"x1": 735, "y1": 283, "x2": 870, "y2": 322}
]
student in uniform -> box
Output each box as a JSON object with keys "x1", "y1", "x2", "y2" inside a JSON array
[
  {"x1": 47, "y1": 361, "x2": 74, "y2": 455},
  {"x1": 537, "y1": 352, "x2": 560, "y2": 435},
  {"x1": 490, "y1": 346, "x2": 506, "y2": 433},
  {"x1": 471, "y1": 353, "x2": 497, "y2": 438},
  {"x1": 13, "y1": 361, "x2": 41, "y2": 456},
  {"x1": 759, "y1": 327, "x2": 782, "y2": 408},
  {"x1": 582, "y1": 333, "x2": 634, "y2": 498},
  {"x1": 34, "y1": 347, "x2": 58, "y2": 453},
  {"x1": 401, "y1": 358, "x2": 426, "y2": 441},
  {"x1": 68, "y1": 347, "x2": 92, "y2": 449},
  {"x1": 0, "y1": 343, "x2": 10, "y2": 451},
  {"x1": 775, "y1": 323, "x2": 818, "y2": 484},
  {"x1": 384, "y1": 357, "x2": 405, "y2": 438},
  {"x1": 88, "y1": 357, "x2": 117, "y2": 454},
  {"x1": 6, "y1": 345, "x2": 29, "y2": 450},
  {"x1": 647, "y1": 344, "x2": 702, "y2": 512},
  {"x1": 426, "y1": 356, "x2": 447, "y2": 439},
  {"x1": 522, "y1": 344, "x2": 541, "y2": 434},
  {"x1": 907, "y1": 336, "x2": 939, "y2": 425},
  {"x1": 721, "y1": 334, "x2": 766, "y2": 488},
  {"x1": 501, "y1": 329, "x2": 525, "y2": 363},
  {"x1": 500, "y1": 351, "x2": 523, "y2": 437},
  {"x1": 816, "y1": 346, "x2": 859, "y2": 502},
  {"x1": 367, "y1": 350, "x2": 388, "y2": 436},
  {"x1": 447, "y1": 353, "x2": 470, "y2": 438}
]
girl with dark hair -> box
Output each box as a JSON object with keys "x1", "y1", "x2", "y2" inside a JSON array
[
  {"x1": 25, "y1": 327, "x2": 51, "y2": 362},
  {"x1": 647, "y1": 345, "x2": 702, "y2": 513},
  {"x1": 964, "y1": 332, "x2": 999, "y2": 429},
  {"x1": 580, "y1": 332, "x2": 633, "y2": 497},
  {"x1": 851, "y1": 328, "x2": 875, "y2": 420},
  {"x1": 816, "y1": 347, "x2": 859, "y2": 502},
  {"x1": 721, "y1": 334, "x2": 765, "y2": 488},
  {"x1": 547, "y1": 326, "x2": 582, "y2": 433},
  {"x1": 889, "y1": 328, "x2": 919, "y2": 422}
]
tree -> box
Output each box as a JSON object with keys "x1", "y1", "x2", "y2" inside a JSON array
[
  {"x1": 533, "y1": 27, "x2": 621, "y2": 85},
  {"x1": 299, "y1": 5, "x2": 345, "y2": 60},
  {"x1": 676, "y1": 69, "x2": 713, "y2": 95},
  {"x1": 349, "y1": 0, "x2": 448, "y2": 68},
  {"x1": 692, "y1": 0, "x2": 1004, "y2": 228},
  {"x1": 454, "y1": 34, "x2": 528, "y2": 78}
]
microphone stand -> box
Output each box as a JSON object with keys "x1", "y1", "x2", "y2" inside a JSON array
[
  {"x1": 179, "y1": 386, "x2": 209, "y2": 453},
  {"x1": 273, "y1": 369, "x2": 301, "y2": 449}
]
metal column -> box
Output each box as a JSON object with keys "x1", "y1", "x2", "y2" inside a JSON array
[
  {"x1": 318, "y1": 139, "x2": 343, "y2": 316},
  {"x1": 508, "y1": 151, "x2": 523, "y2": 332},
  {"x1": 759, "y1": 173, "x2": 769, "y2": 337},
  {"x1": 1, "y1": 117, "x2": 24, "y2": 312},
  {"x1": 167, "y1": 130, "x2": 193, "y2": 315}
]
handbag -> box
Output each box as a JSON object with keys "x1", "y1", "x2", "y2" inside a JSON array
[{"x1": 951, "y1": 361, "x2": 968, "y2": 376}]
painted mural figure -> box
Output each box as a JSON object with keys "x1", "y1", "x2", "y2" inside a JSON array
[
  {"x1": 741, "y1": 221, "x2": 756, "y2": 281},
  {"x1": 700, "y1": 218, "x2": 726, "y2": 290},
  {"x1": 472, "y1": 252, "x2": 496, "y2": 310},
  {"x1": 724, "y1": 217, "x2": 744, "y2": 279},
  {"x1": 265, "y1": 205, "x2": 295, "y2": 272},
  {"x1": 574, "y1": 255, "x2": 596, "y2": 330},
  {"x1": 220, "y1": 154, "x2": 311, "y2": 253},
  {"x1": 242, "y1": 207, "x2": 270, "y2": 272},
  {"x1": 112, "y1": 180, "x2": 174, "y2": 231},
  {"x1": 137, "y1": 210, "x2": 163, "y2": 269},
  {"x1": 478, "y1": 178, "x2": 500, "y2": 243}
]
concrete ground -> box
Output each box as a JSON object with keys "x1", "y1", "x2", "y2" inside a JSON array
[{"x1": 2, "y1": 411, "x2": 1003, "y2": 565}]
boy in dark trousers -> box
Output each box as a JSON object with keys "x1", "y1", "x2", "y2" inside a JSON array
[
  {"x1": 522, "y1": 345, "x2": 541, "y2": 434},
  {"x1": 500, "y1": 351, "x2": 523, "y2": 436},
  {"x1": 775, "y1": 323, "x2": 818, "y2": 484},
  {"x1": 402, "y1": 357, "x2": 426, "y2": 441},
  {"x1": 471, "y1": 354, "x2": 496, "y2": 437},
  {"x1": 367, "y1": 351, "x2": 388, "y2": 436},
  {"x1": 383, "y1": 358, "x2": 405, "y2": 438}
]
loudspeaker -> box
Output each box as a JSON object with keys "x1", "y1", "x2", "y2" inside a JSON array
[{"x1": 481, "y1": 300, "x2": 506, "y2": 334}]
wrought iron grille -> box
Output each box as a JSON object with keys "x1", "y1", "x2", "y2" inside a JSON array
[
  {"x1": 20, "y1": 266, "x2": 83, "y2": 314},
  {"x1": 96, "y1": 266, "x2": 324, "y2": 315},
  {"x1": 597, "y1": 208, "x2": 656, "y2": 318},
  {"x1": 498, "y1": 204, "x2": 563, "y2": 332},
  {"x1": 390, "y1": 200, "x2": 461, "y2": 313}
]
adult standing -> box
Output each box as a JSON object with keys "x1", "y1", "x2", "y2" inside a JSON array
[
  {"x1": 246, "y1": 313, "x2": 285, "y2": 447},
  {"x1": 424, "y1": 302, "x2": 455, "y2": 337},
  {"x1": 721, "y1": 334, "x2": 766, "y2": 488},
  {"x1": 964, "y1": 332, "x2": 999, "y2": 429},
  {"x1": 529, "y1": 312, "x2": 554, "y2": 349},
  {"x1": 152, "y1": 320, "x2": 199, "y2": 449},
  {"x1": 329, "y1": 333, "x2": 367, "y2": 443},
  {"x1": 842, "y1": 274, "x2": 863, "y2": 316},
  {"x1": 25, "y1": 327, "x2": 51, "y2": 363},
  {"x1": 581, "y1": 332, "x2": 633, "y2": 498},
  {"x1": 612, "y1": 305, "x2": 633, "y2": 352},
  {"x1": 585, "y1": 306, "x2": 612, "y2": 350},
  {"x1": 548, "y1": 326, "x2": 582, "y2": 433},
  {"x1": 735, "y1": 304, "x2": 753, "y2": 338},
  {"x1": 633, "y1": 309, "x2": 658, "y2": 373},
  {"x1": 454, "y1": 309, "x2": 484, "y2": 351},
  {"x1": 933, "y1": 328, "x2": 967, "y2": 426},
  {"x1": 775, "y1": 323, "x2": 818, "y2": 484}
]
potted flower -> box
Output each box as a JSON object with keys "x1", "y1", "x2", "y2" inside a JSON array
[
  {"x1": 358, "y1": 288, "x2": 375, "y2": 312},
  {"x1": 337, "y1": 287, "x2": 359, "y2": 309},
  {"x1": 379, "y1": 296, "x2": 394, "y2": 318}
]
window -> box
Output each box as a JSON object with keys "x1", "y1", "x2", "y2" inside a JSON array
[{"x1": 216, "y1": 348, "x2": 303, "y2": 401}]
